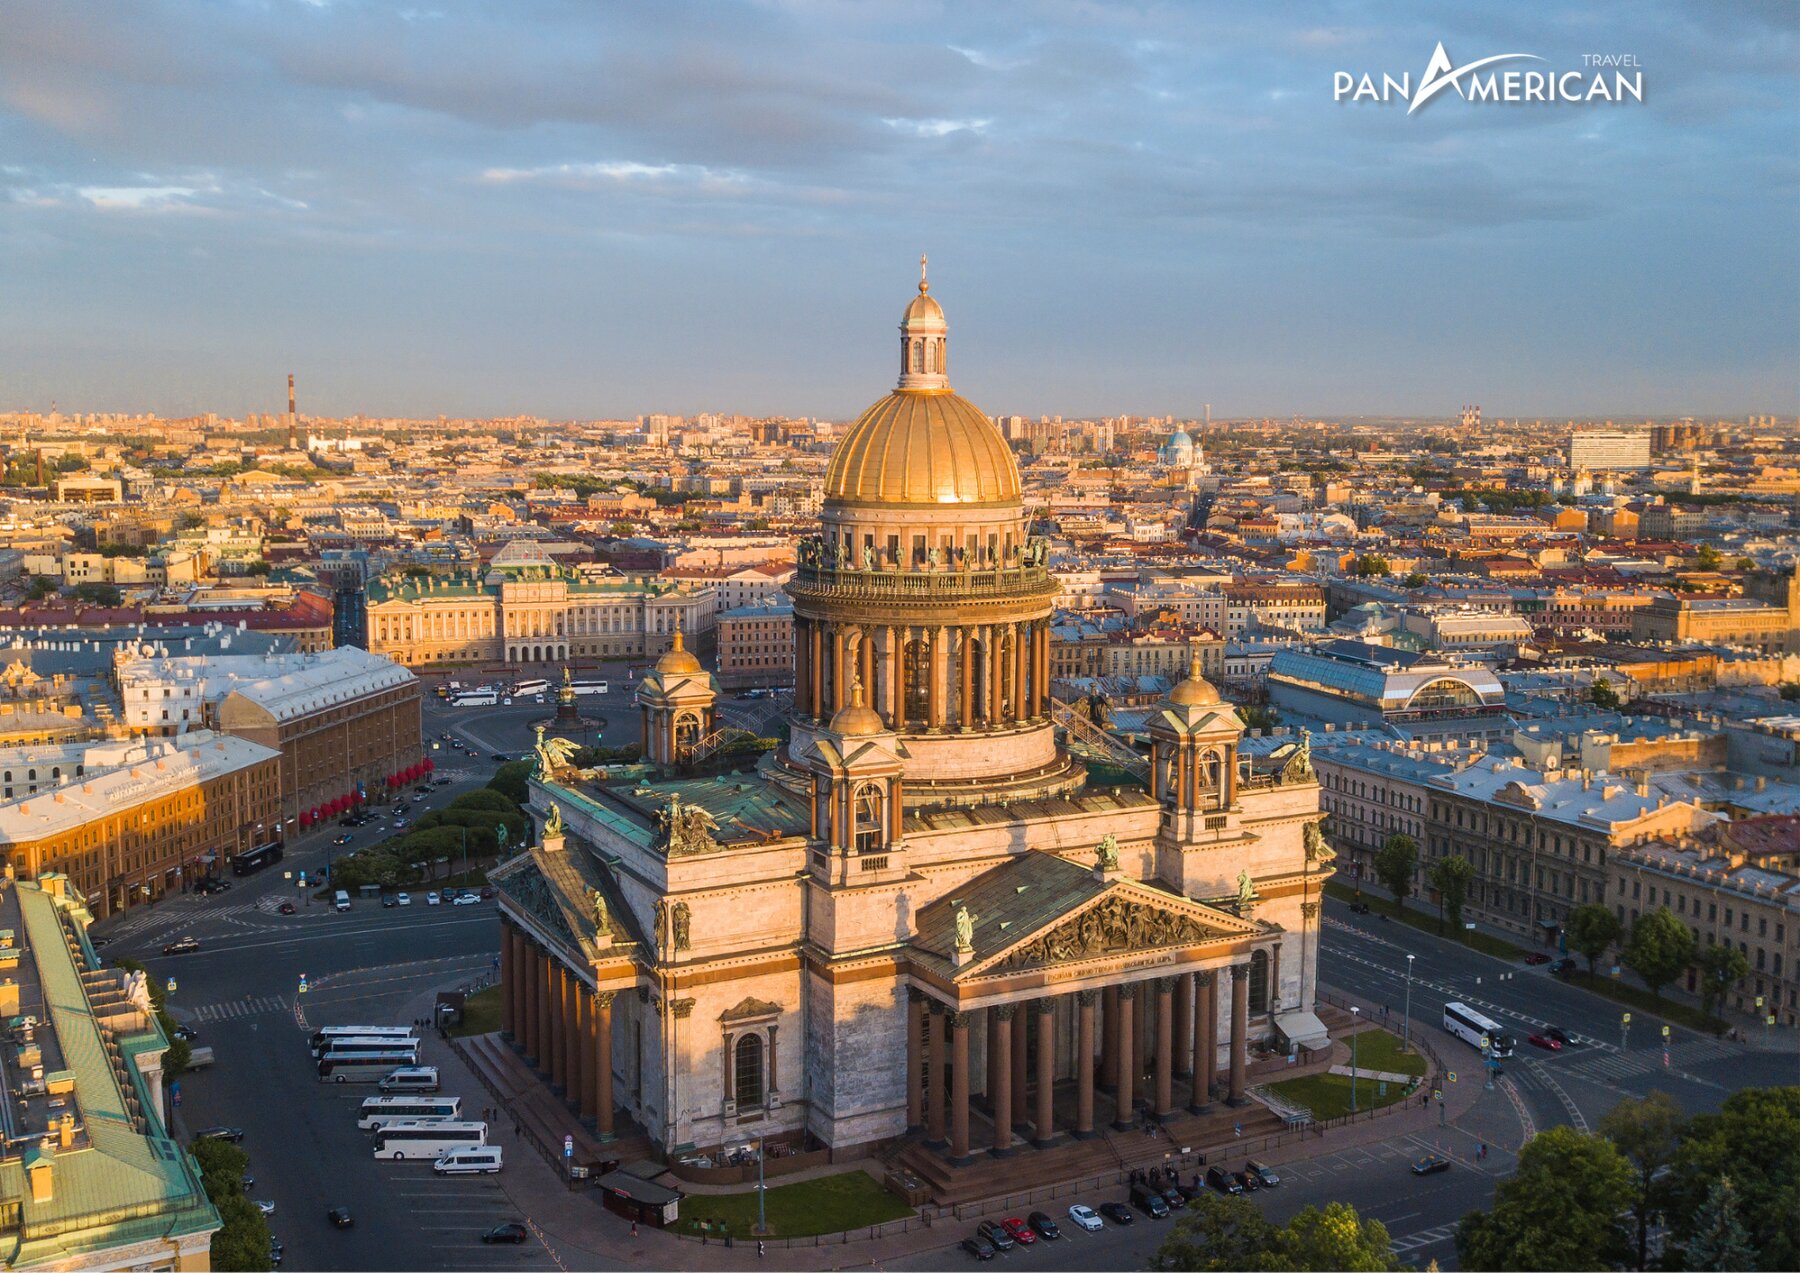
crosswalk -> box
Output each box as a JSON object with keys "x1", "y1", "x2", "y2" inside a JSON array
[
  {"x1": 1390, "y1": 1223, "x2": 1459, "y2": 1255},
  {"x1": 1564, "y1": 1038, "x2": 1733, "y2": 1088},
  {"x1": 186, "y1": 994, "x2": 292, "y2": 1023}
]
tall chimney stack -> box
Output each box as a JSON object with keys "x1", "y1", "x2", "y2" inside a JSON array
[{"x1": 287, "y1": 373, "x2": 297, "y2": 450}]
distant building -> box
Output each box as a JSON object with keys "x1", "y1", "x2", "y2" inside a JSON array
[
  {"x1": 1567, "y1": 429, "x2": 1652, "y2": 472},
  {"x1": 715, "y1": 601, "x2": 795, "y2": 689},
  {"x1": 1630, "y1": 594, "x2": 1798, "y2": 655},
  {"x1": 1267, "y1": 640, "x2": 1508, "y2": 744}
]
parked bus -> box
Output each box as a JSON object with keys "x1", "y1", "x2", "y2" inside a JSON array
[
  {"x1": 230, "y1": 841, "x2": 285, "y2": 877},
  {"x1": 510, "y1": 678, "x2": 549, "y2": 697},
  {"x1": 1442, "y1": 1001, "x2": 1516, "y2": 1058},
  {"x1": 373, "y1": 1120, "x2": 488, "y2": 1160},
  {"x1": 570, "y1": 680, "x2": 608, "y2": 696},
  {"x1": 451, "y1": 690, "x2": 499, "y2": 707},
  {"x1": 357, "y1": 1095, "x2": 462, "y2": 1131},
  {"x1": 311, "y1": 1025, "x2": 417, "y2": 1055},
  {"x1": 322, "y1": 1037, "x2": 422, "y2": 1064},
  {"x1": 318, "y1": 1051, "x2": 424, "y2": 1083}
]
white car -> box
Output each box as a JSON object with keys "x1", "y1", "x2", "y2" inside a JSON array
[
  {"x1": 1067, "y1": 1203, "x2": 1102, "y2": 1233},
  {"x1": 425, "y1": 891, "x2": 441, "y2": 906},
  {"x1": 395, "y1": 893, "x2": 411, "y2": 907},
  {"x1": 254, "y1": 1200, "x2": 276, "y2": 1217},
  {"x1": 452, "y1": 893, "x2": 480, "y2": 906}
]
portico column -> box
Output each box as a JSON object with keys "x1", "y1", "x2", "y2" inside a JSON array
[
  {"x1": 905, "y1": 990, "x2": 924, "y2": 1132},
  {"x1": 795, "y1": 618, "x2": 809, "y2": 715},
  {"x1": 1075, "y1": 991, "x2": 1096, "y2": 1138},
  {"x1": 522, "y1": 944, "x2": 539, "y2": 1061},
  {"x1": 889, "y1": 627, "x2": 905, "y2": 731},
  {"x1": 1113, "y1": 985, "x2": 1136, "y2": 1131},
  {"x1": 931, "y1": 626, "x2": 950, "y2": 729},
  {"x1": 594, "y1": 990, "x2": 615, "y2": 1138},
  {"x1": 1228, "y1": 965, "x2": 1251, "y2": 1106},
  {"x1": 1100, "y1": 986, "x2": 1119, "y2": 1091},
  {"x1": 564, "y1": 971, "x2": 580, "y2": 1103},
  {"x1": 1173, "y1": 972, "x2": 1194, "y2": 1079},
  {"x1": 1034, "y1": 999, "x2": 1055, "y2": 1148},
  {"x1": 1011, "y1": 1003, "x2": 1029, "y2": 1127},
  {"x1": 1011, "y1": 624, "x2": 1026, "y2": 721},
  {"x1": 809, "y1": 622, "x2": 823, "y2": 720},
  {"x1": 576, "y1": 983, "x2": 594, "y2": 1121},
  {"x1": 990, "y1": 1006, "x2": 1014, "y2": 1156},
  {"x1": 500, "y1": 922, "x2": 515, "y2": 1039},
  {"x1": 1154, "y1": 977, "x2": 1175, "y2": 1121},
  {"x1": 950, "y1": 1012, "x2": 972, "y2": 1164},
  {"x1": 987, "y1": 625, "x2": 1003, "y2": 724},
  {"x1": 549, "y1": 964, "x2": 566, "y2": 1092},
  {"x1": 538, "y1": 950, "x2": 554, "y2": 1071},
  {"x1": 957, "y1": 628, "x2": 973, "y2": 728},
  {"x1": 926, "y1": 1002, "x2": 947, "y2": 1146},
  {"x1": 1191, "y1": 972, "x2": 1216, "y2": 1114},
  {"x1": 832, "y1": 626, "x2": 848, "y2": 713},
  {"x1": 859, "y1": 628, "x2": 875, "y2": 696}
]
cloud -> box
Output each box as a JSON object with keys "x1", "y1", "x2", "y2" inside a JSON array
[
  {"x1": 77, "y1": 184, "x2": 200, "y2": 210},
  {"x1": 883, "y1": 117, "x2": 992, "y2": 138}
]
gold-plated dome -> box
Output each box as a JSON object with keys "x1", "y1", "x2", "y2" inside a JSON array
[
  {"x1": 1169, "y1": 650, "x2": 1223, "y2": 707},
  {"x1": 654, "y1": 624, "x2": 703, "y2": 676},
  {"x1": 904, "y1": 291, "x2": 945, "y2": 325},
  {"x1": 825, "y1": 390, "x2": 1022, "y2": 506},
  {"x1": 829, "y1": 678, "x2": 886, "y2": 736}
]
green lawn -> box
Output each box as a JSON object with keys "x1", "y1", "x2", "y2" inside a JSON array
[
  {"x1": 449, "y1": 985, "x2": 501, "y2": 1038},
  {"x1": 1345, "y1": 1027, "x2": 1427, "y2": 1077},
  {"x1": 1266, "y1": 1071, "x2": 1414, "y2": 1122},
  {"x1": 1325, "y1": 881, "x2": 1532, "y2": 960},
  {"x1": 675, "y1": 1170, "x2": 913, "y2": 1239}
]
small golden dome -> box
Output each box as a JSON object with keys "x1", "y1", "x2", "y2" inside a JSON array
[
  {"x1": 654, "y1": 624, "x2": 702, "y2": 677},
  {"x1": 829, "y1": 679, "x2": 886, "y2": 736},
  {"x1": 825, "y1": 390, "x2": 1021, "y2": 506},
  {"x1": 904, "y1": 290, "x2": 945, "y2": 325},
  {"x1": 1169, "y1": 650, "x2": 1222, "y2": 707}
]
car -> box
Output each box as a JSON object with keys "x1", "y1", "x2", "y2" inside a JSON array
[
  {"x1": 268, "y1": 1237, "x2": 284, "y2": 1267},
  {"x1": 1161, "y1": 1186, "x2": 1187, "y2": 1209},
  {"x1": 425, "y1": 891, "x2": 441, "y2": 906},
  {"x1": 1411, "y1": 1154, "x2": 1452, "y2": 1176},
  {"x1": 1548, "y1": 957, "x2": 1578, "y2": 977},
  {"x1": 327, "y1": 1206, "x2": 353, "y2": 1228},
  {"x1": 1027, "y1": 1210, "x2": 1061, "y2": 1240},
  {"x1": 1000, "y1": 1217, "x2": 1036, "y2": 1245},
  {"x1": 1207, "y1": 1165, "x2": 1243, "y2": 1195},
  {"x1": 382, "y1": 895, "x2": 398, "y2": 909},
  {"x1": 278, "y1": 901, "x2": 296, "y2": 915},
  {"x1": 254, "y1": 1200, "x2": 276, "y2": 1217},
  {"x1": 1247, "y1": 1159, "x2": 1280, "y2": 1187},
  {"x1": 1233, "y1": 1170, "x2": 1258, "y2": 1192},
  {"x1": 396, "y1": 892, "x2": 412, "y2": 906},
  {"x1": 1067, "y1": 1204, "x2": 1103, "y2": 1232},
  {"x1": 975, "y1": 1220, "x2": 1014, "y2": 1251},
  {"x1": 1097, "y1": 1201, "x2": 1135, "y2": 1226},
  {"x1": 452, "y1": 892, "x2": 480, "y2": 906},
  {"x1": 415, "y1": 785, "x2": 432, "y2": 795},
  {"x1": 1528, "y1": 1033, "x2": 1563, "y2": 1051},
  {"x1": 1545, "y1": 1026, "x2": 1574, "y2": 1045},
  {"x1": 1348, "y1": 901, "x2": 1371, "y2": 915},
  {"x1": 195, "y1": 1126, "x2": 243, "y2": 1143},
  {"x1": 479, "y1": 885, "x2": 495, "y2": 899},
  {"x1": 333, "y1": 834, "x2": 353, "y2": 846},
  {"x1": 491, "y1": 753, "x2": 511, "y2": 763},
  {"x1": 960, "y1": 1237, "x2": 995, "y2": 1261},
  {"x1": 172, "y1": 1024, "x2": 198, "y2": 1042},
  {"x1": 482, "y1": 1223, "x2": 529, "y2": 1245},
  {"x1": 162, "y1": 936, "x2": 201, "y2": 956},
  {"x1": 89, "y1": 936, "x2": 111, "y2": 948},
  {"x1": 1523, "y1": 952, "x2": 1551, "y2": 966},
  {"x1": 436, "y1": 777, "x2": 452, "y2": 786}
]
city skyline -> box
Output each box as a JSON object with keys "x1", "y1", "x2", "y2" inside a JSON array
[{"x1": 2, "y1": 1, "x2": 1795, "y2": 420}]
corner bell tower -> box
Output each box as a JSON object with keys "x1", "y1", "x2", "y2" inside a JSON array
[{"x1": 636, "y1": 622, "x2": 716, "y2": 771}]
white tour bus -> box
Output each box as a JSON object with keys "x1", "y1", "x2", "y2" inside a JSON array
[
  {"x1": 373, "y1": 1120, "x2": 488, "y2": 1160},
  {"x1": 511, "y1": 679, "x2": 549, "y2": 697},
  {"x1": 357, "y1": 1095, "x2": 462, "y2": 1131},
  {"x1": 451, "y1": 689, "x2": 500, "y2": 707},
  {"x1": 318, "y1": 1050, "x2": 424, "y2": 1083},
  {"x1": 570, "y1": 680, "x2": 608, "y2": 696},
  {"x1": 320, "y1": 1037, "x2": 422, "y2": 1063},
  {"x1": 1442, "y1": 1001, "x2": 1516, "y2": 1058},
  {"x1": 311, "y1": 1025, "x2": 417, "y2": 1057}
]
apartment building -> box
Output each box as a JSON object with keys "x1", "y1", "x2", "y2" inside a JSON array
[{"x1": 715, "y1": 602, "x2": 795, "y2": 689}]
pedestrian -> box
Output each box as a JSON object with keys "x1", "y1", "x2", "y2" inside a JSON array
[
  {"x1": 630, "y1": 1221, "x2": 638, "y2": 1239},
  {"x1": 1234, "y1": 1121, "x2": 1242, "y2": 1138},
  {"x1": 758, "y1": 1240, "x2": 766, "y2": 1259}
]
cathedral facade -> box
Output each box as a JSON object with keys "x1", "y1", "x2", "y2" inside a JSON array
[{"x1": 492, "y1": 271, "x2": 1330, "y2": 1167}]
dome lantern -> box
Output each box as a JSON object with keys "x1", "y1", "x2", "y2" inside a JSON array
[{"x1": 897, "y1": 254, "x2": 949, "y2": 392}]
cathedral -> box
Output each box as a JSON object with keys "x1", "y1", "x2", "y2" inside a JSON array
[{"x1": 492, "y1": 268, "x2": 1330, "y2": 1170}]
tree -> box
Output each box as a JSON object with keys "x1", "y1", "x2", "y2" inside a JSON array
[
  {"x1": 1684, "y1": 1176, "x2": 1754, "y2": 1271},
  {"x1": 1591, "y1": 676, "x2": 1622, "y2": 709},
  {"x1": 26, "y1": 576, "x2": 57, "y2": 600},
  {"x1": 1666, "y1": 1086, "x2": 1800, "y2": 1272},
  {"x1": 1354, "y1": 554, "x2": 1391, "y2": 577},
  {"x1": 1622, "y1": 906, "x2": 1696, "y2": 1000},
  {"x1": 1695, "y1": 942, "x2": 1748, "y2": 1018},
  {"x1": 1600, "y1": 1090, "x2": 1684, "y2": 1272},
  {"x1": 1373, "y1": 834, "x2": 1419, "y2": 918},
  {"x1": 1780, "y1": 682, "x2": 1800, "y2": 702},
  {"x1": 1275, "y1": 1202, "x2": 1400, "y2": 1271},
  {"x1": 1456, "y1": 1126, "x2": 1633, "y2": 1271},
  {"x1": 1426, "y1": 854, "x2": 1475, "y2": 936},
  {"x1": 1242, "y1": 705, "x2": 1279, "y2": 732},
  {"x1": 1694, "y1": 542, "x2": 1722, "y2": 570},
  {"x1": 1152, "y1": 1190, "x2": 1277, "y2": 1271},
  {"x1": 487, "y1": 759, "x2": 533, "y2": 806},
  {"x1": 1402, "y1": 572, "x2": 1428, "y2": 589},
  {"x1": 1565, "y1": 903, "x2": 1623, "y2": 976},
  {"x1": 73, "y1": 582, "x2": 122, "y2": 606},
  {"x1": 210, "y1": 1195, "x2": 272, "y2": 1271}
]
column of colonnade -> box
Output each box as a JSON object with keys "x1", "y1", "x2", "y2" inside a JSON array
[
  {"x1": 498, "y1": 923, "x2": 623, "y2": 1141},
  {"x1": 912, "y1": 965, "x2": 1255, "y2": 1162},
  {"x1": 792, "y1": 615, "x2": 1054, "y2": 728}
]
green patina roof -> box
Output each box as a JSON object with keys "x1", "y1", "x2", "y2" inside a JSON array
[{"x1": 598, "y1": 773, "x2": 809, "y2": 843}]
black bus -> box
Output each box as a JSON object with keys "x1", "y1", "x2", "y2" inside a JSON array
[{"x1": 231, "y1": 841, "x2": 285, "y2": 876}]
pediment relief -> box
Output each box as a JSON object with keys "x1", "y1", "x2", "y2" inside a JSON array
[
  {"x1": 985, "y1": 891, "x2": 1234, "y2": 975},
  {"x1": 719, "y1": 995, "x2": 783, "y2": 1023}
]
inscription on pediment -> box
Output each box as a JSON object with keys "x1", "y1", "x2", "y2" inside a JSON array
[{"x1": 993, "y1": 895, "x2": 1215, "y2": 972}]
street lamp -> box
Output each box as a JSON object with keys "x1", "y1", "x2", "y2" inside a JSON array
[
  {"x1": 1349, "y1": 1006, "x2": 1361, "y2": 1112},
  {"x1": 1402, "y1": 953, "x2": 1416, "y2": 1054}
]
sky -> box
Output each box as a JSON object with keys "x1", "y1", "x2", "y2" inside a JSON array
[{"x1": 1, "y1": 0, "x2": 1795, "y2": 422}]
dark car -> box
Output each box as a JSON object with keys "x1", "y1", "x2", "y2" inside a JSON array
[
  {"x1": 1161, "y1": 1186, "x2": 1186, "y2": 1210},
  {"x1": 1130, "y1": 1184, "x2": 1169, "y2": 1218},
  {"x1": 1348, "y1": 901, "x2": 1371, "y2": 915},
  {"x1": 1523, "y1": 952, "x2": 1551, "y2": 966},
  {"x1": 195, "y1": 1127, "x2": 244, "y2": 1144},
  {"x1": 1545, "y1": 1026, "x2": 1574, "y2": 1045},
  {"x1": 1028, "y1": 1210, "x2": 1061, "y2": 1240},
  {"x1": 1411, "y1": 1154, "x2": 1452, "y2": 1176},
  {"x1": 172, "y1": 1024, "x2": 198, "y2": 1042},
  {"x1": 1207, "y1": 1165, "x2": 1243, "y2": 1195},
  {"x1": 480, "y1": 885, "x2": 495, "y2": 899},
  {"x1": 381, "y1": 895, "x2": 398, "y2": 909},
  {"x1": 163, "y1": 937, "x2": 201, "y2": 956},
  {"x1": 960, "y1": 1237, "x2": 995, "y2": 1261},
  {"x1": 268, "y1": 1237, "x2": 284, "y2": 1267},
  {"x1": 278, "y1": 901, "x2": 296, "y2": 915},
  {"x1": 1548, "y1": 958, "x2": 1577, "y2": 977},
  {"x1": 975, "y1": 1220, "x2": 1014, "y2": 1251},
  {"x1": 1234, "y1": 1170, "x2": 1260, "y2": 1192},
  {"x1": 1247, "y1": 1159, "x2": 1281, "y2": 1187},
  {"x1": 332, "y1": 834, "x2": 353, "y2": 846},
  {"x1": 482, "y1": 1223, "x2": 529, "y2": 1245},
  {"x1": 327, "y1": 1206, "x2": 354, "y2": 1228},
  {"x1": 491, "y1": 753, "x2": 511, "y2": 763},
  {"x1": 1098, "y1": 1202, "x2": 1135, "y2": 1226}
]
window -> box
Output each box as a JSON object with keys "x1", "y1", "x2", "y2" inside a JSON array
[{"x1": 734, "y1": 1033, "x2": 764, "y2": 1108}]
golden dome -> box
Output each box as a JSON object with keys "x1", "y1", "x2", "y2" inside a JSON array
[
  {"x1": 829, "y1": 679, "x2": 886, "y2": 736},
  {"x1": 653, "y1": 624, "x2": 703, "y2": 677},
  {"x1": 904, "y1": 291, "x2": 945, "y2": 325},
  {"x1": 825, "y1": 390, "x2": 1021, "y2": 506},
  {"x1": 1169, "y1": 650, "x2": 1223, "y2": 707}
]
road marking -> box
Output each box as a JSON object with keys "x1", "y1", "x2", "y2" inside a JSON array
[
  {"x1": 1526, "y1": 1059, "x2": 1588, "y2": 1132},
  {"x1": 1391, "y1": 1224, "x2": 1459, "y2": 1254}
]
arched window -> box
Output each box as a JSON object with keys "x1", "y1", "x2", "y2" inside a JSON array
[
  {"x1": 903, "y1": 639, "x2": 930, "y2": 723},
  {"x1": 854, "y1": 783, "x2": 885, "y2": 855},
  {"x1": 912, "y1": 338, "x2": 924, "y2": 372},
  {"x1": 674, "y1": 711, "x2": 702, "y2": 756},
  {"x1": 734, "y1": 1033, "x2": 765, "y2": 1108},
  {"x1": 1249, "y1": 949, "x2": 1271, "y2": 1015}
]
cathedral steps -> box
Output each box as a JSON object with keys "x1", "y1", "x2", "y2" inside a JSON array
[{"x1": 455, "y1": 1032, "x2": 651, "y2": 1171}]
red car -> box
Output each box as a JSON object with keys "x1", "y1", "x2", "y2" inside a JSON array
[
  {"x1": 1001, "y1": 1217, "x2": 1036, "y2": 1246},
  {"x1": 1527, "y1": 1033, "x2": 1562, "y2": 1051},
  {"x1": 1523, "y1": 953, "x2": 1551, "y2": 966}
]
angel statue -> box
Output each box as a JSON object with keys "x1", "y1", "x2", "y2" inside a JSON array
[
  {"x1": 1097, "y1": 833, "x2": 1120, "y2": 871},
  {"x1": 544, "y1": 803, "x2": 564, "y2": 838},
  {"x1": 534, "y1": 732, "x2": 581, "y2": 780},
  {"x1": 1236, "y1": 869, "x2": 1256, "y2": 909},
  {"x1": 954, "y1": 904, "x2": 976, "y2": 952}
]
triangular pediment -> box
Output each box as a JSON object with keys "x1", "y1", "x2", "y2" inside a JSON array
[
  {"x1": 970, "y1": 882, "x2": 1254, "y2": 978},
  {"x1": 719, "y1": 996, "x2": 782, "y2": 1022}
]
